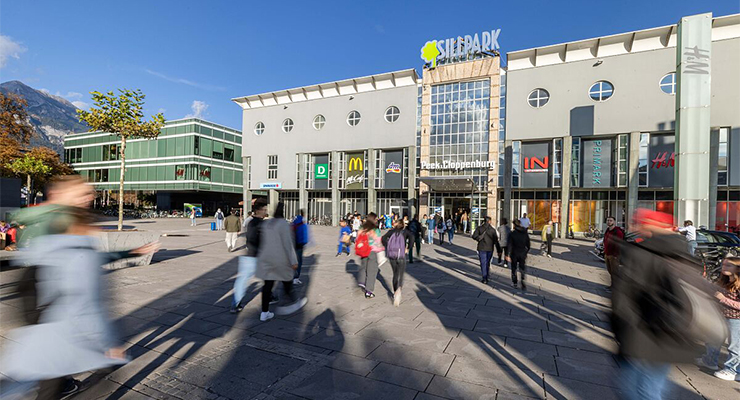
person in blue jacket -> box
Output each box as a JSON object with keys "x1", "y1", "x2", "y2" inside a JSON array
[
  {"x1": 291, "y1": 210, "x2": 309, "y2": 285},
  {"x1": 337, "y1": 220, "x2": 352, "y2": 257},
  {"x1": 425, "y1": 214, "x2": 436, "y2": 244}
]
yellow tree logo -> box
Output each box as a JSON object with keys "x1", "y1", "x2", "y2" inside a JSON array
[{"x1": 420, "y1": 41, "x2": 440, "y2": 68}]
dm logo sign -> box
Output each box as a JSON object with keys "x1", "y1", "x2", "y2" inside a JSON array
[{"x1": 315, "y1": 163, "x2": 329, "y2": 180}]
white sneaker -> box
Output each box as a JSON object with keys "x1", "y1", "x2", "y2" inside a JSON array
[
  {"x1": 695, "y1": 357, "x2": 719, "y2": 371},
  {"x1": 260, "y1": 311, "x2": 274, "y2": 322},
  {"x1": 293, "y1": 278, "x2": 302, "y2": 285},
  {"x1": 393, "y1": 289, "x2": 402, "y2": 307},
  {"x1": 713, "y1": 368, "x2": 740, "y2": 381},
  {"x1": 275, "y1": 297, "x2": 308, "y2": 315}
]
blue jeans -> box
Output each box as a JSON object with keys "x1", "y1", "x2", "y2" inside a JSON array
[
  {"x1": 216, "y1": 219, "x2": 223, "y2": 230},
  {"x1": 620, "y1": 358, "x2": 670, "y2": 400},
  {"x1": 702, "y1": 318, "x2": 740, "y2": 373},
  {"x1": 478, "y1": 251, "x2": 493, "y2": 279},
  {"x1": 688, "y1": 240, "x2": 697, "y2": 257},
  {"x1": 294, "y1": 245, "x2": 304, "y2": 279},
  {"x1": 233, "y1": 256, "x2": 256, "y2": 306},
  {"x1": 427, "y1": 229, "x2": 434, "y2": 244},
  {"x1": 337, "y1": 242, "x2": 350, "y2": 255},
  {"x1": 447, "y1": 230, "x2": 454, "y2": 243}
]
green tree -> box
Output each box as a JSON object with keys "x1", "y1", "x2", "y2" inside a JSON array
[
  {"x1": 77, "y1": 89, "x2": 165, "y2": 230},
  {"x1": 0, "y1": 92, "x2": 35, "y2": 177},
  {"x1": 7, "y1": 154, "x2": 52, "y2": 205}
]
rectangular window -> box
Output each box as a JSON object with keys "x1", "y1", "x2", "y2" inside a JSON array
[
  {"x1": 103, "y1": 145, "x2": 109, "y2": 161},
  {"x1": 338, "y1": 152, "x2": 345, "y2": 189},
  {"x1": 199, "y1": 166, "x2": 211, "y2": 182},
  {"x1": 224, "y1": 146, "x2": 234, "y2": 162},
  {"x1": 638, "y1": 133, "x2": 649, "y2": 187},
  {"x1": 245, "y1": 156, "x2": 251, "y2": 188},
  {"x1": 194, "y1": 136, "x2": 200, "y2": 156},
  {"x1": 297, "y1": 154, "x2": 301, "y2": 188},
  {"x1": 268, "y1": 155, "x2": 278, "y2": 180},
  {"x1": 101, "y1": 169, "x2": 108, "y2": 182},
  {"x1": 552, "y1": 138, "x2": 562, "y2": 188},
  {"x1": 718, "y1": 127, "x2": 728, "y2": 186},
  {"x1": 571, "y1": 137, "x2": 581, "y2": 187},
  {"x1": 212, "y1": 141, "x2": 224, "y2": 160},
  {"x1": 374, "y1": 149, "x2": 383, "y2": 189},
  {"x1": 175, "y1": 165, "x2": 187, "y2": 180},
  {"x1": 512, "y1": 141, "x2": 520, "y2": 188},
  {"x1": 617, "y1": 134, "x2": 628, "y2": 187},
  {"x1": 213, "y1": 151, "x2": 223, "y2": 160}
]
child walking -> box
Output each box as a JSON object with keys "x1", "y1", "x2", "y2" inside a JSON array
[{"x1": 337, "y1": 220, "x2": 352, "y2": 256}]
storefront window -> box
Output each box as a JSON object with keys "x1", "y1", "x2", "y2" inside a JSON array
[
  {"x1": 571, "y1": 138, "x2": 581, "y2": 187},
  {"x1": 638, "y1": 133, "x2": 649, "y2": 187},
  {"x1": 175, "y1": 165, "x2": 186, "y2": 180},
  {"x1": 552, "y1": 139, "x2": 562, "y2": 188},
  {"x1": 718, "y1": 127, "x2": 728, "y2": 186},
  {"x1": 617, "y1": 134, "x2": 628, "y2": 187},
  {"x1": 199, "y1": 166, "x2": 211, "y2": 182}
]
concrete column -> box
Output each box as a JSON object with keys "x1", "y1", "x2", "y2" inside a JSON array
[
  {"x1": 407, "y1": 145, "x2": 417, "y2": 217},
  {"x1": 367, "y1": 148, "x2": 376, "y2": 213},
  {"x1": 268, "y1": 189, "x2": 279, "y2": 217},
  {"x1": 560, "y1": 136, "x2": 572, "y2": 238},
  {"x1": 242, "y1": 156, "x2": 252, "y2": 213},
  {"x1": 298, "y1": 154, "x2": 308, "y2": 213},
  {"x1": 331, "y1": 151, "x2": 340, "y2": 225},
  {"x1": 627, "y1": 131, "x2": 642, "y2": 228},
  {"x1": 708, "y1": 129, "x2": 719, "y2": 229},
  {"x1": 503, "y1": 140, "x2": 512, "y2": 225}
]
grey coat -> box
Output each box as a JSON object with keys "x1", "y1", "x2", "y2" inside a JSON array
[
  {"x1": 255, "y1": 218, "x2": 298, "y2": 282},
  {"x1": 497, "y1": 224, "x2": 511, "y2": 247},
  {"x1": 1, "y1": 235, "x2": 127, "y2": 381}
]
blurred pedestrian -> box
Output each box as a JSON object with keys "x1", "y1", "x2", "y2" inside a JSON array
[
  {"x1": 446, "y1": 215, "x2": 455, "y2": 244},
  {"x1": 461, "y1": 211, "x2": 469, "y2": 234},
  {"x1": 603, "y1": 216, "x2": 624, "y2": 289},
  {"x1": 473, "y1": 216, "x2": 498, "y2": 283},
  {"x1": 677, "y1": 220, "x2": 697, "y2": 257},
  {"x1": 224, "y1": 209, "x2": 240, "y2": 252},
  {"x1": 256, "y1": 202, "x2": 307, "y2": 321},
  {"x1": 541, "y1": 220, "x2": 554, "y2": 258},
  {"x1": 406, "y1": 215, "x2": 422, "y2": 263},
  {"x1": 497, "y1": 218, "x2": 511, "y2": 266},
  {"x1": 507, "y1": 219, "x2": 530, "y2": 290},
  {"x1": 436, "y1": 214, "x2": 446, "y2": 245},
  {"x1": 215, "y1": 208, "x2": 225, "y2": 230},
  {"x1": 356, "y1": 216, "x2": 381, "y2": 299},
  {"x1": 696, "y1": 257, "x2": 740, "y2": 381},
  {"x1": 337, "y1": 220, "x2": 352, "y2": 256},
  {"x1": 231, "y1": 200, "x2": 267, "y2": 313},
  {"x1": 190, "y1": 207, "x2": 197, "y2": 226},
  {"x1": 291, "y1": 209, "x2": 309, "y2": 284},
  {"x1": 520, "y1": 213, "x2": 531, "y2": 230},
  {"x1": 425, "y1": 214, "x2": 435, "y2": 245},
  {"x1": 382, "y1": 220, "x2": 412, "y2": 306}
]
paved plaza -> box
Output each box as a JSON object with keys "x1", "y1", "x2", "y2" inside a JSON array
[{"x1": 1, "y1": 218, "x2": 738, "y2": 400}]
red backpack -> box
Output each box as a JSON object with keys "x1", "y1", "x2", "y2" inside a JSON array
[{"x1": 355, "y1": 231, "x2": 371, "y2": 258}]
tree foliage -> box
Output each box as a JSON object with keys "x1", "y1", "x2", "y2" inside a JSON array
[
  {"x1": 0, "y1": 92, "x2": 35, "y2": 177},
  {"x1": 8, "y1": 154, "x2": 52, "y2": 180},
  {"x1": 77, "y1": 89, "x2": 165, "y2": 140}
]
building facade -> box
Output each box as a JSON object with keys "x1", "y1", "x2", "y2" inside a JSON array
[
  {"x1": 64, "y1": 118, "x2": 243, "y2": 214},
  {"x1": 503, "y1": 13, "x2": 740, "y2": 235},
  {"x1": 233, "y1": 70, "x2": 418, "y2": 223}
]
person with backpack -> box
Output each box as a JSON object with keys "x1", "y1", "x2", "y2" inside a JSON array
[
  {"x1": 224, "y1": 209, "x2": 241, "y2": 252},
  {"x1": 496, "y1": 218, "x2": 511, "y2": 266},
  {"x1": 446, "y1": 215, "x2": 455, "y2": 244},
  {"x1": 436, "y1": 214, "x2": 446, "y2": 245},
  {"x1": 612, "y1": 209, "x2": 728, "y2": 398},
  {"x1": 215, "y1": 208, "x2": 225, "y2": 230},
  {"x1": 425, "y1": 214, "x2": 436, "y2": 245},
  {"x1": 356, "y1": 215, "x2": 382, "y2": 299},
  {"x1": 291, "y1": 210, "x2": 309, "y2": 285},
  {"x1": 506, "y1": 219, "x2": 530, "y2": 290},
  {"x1": 406, "y1": 215, "x2": 422, "y2": 263},
  {"x1": 337, "y1": 220, "x2": 352, "y2": 257},
  {"x1": 472, "y1": 216, "x2": 498, "y2": 284},
  {"x1": 382, "y1": 220, "x2": 413, "y2": 306},
  {"x1": 696, "y1": 257, "x2": 740, "y2": 381}
]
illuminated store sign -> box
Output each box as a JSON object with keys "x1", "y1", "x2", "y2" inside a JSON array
[
  {"x1": 523, "y1": 156, "x2": 548, "y2": 173},
  {"x1": 346, "y1": 153, "x2": 364, "y2": 189},
  {"x1": 420, "y1": 160, "x2": 495, "y2": 171},
  {"x1": 420, "y1": 29, "x2": 502, "y2": 68}
]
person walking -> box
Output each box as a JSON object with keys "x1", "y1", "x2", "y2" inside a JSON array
[
  {"x1": 356, "y1": 216, "x2": 382, "y2": 299},
  {"x1": 255, "y1": 202, "x2": 307, "y2": 322},
  {"x1": 541, "y1": 220, "x2": 554, "y2": 258},
  {"x1": 382, "y1": 220, "x2": 413, "y2": 306},
  {"x1": 291, "y1": 210, "x2": 309, "y2": 285},
  {"x1": 231, "y1": 201, "x2": 267, "y2": 313},
  {"x1": 507, "y1": 219, "x2": 531, "y2": 290},
  {"x1": 677, "y1": 220, "x2": 698, "y2": 256},
  {"x1": 224, "y1": 209, "x2": 240, "y2": 252},
  {"x1": 337, "y1": 220, "x2": 352, "y2": 256},
  {"x1": 603, "y1": 216, "x2": 624, "y2": 289},
  {"x1": 519, "y1": 213, "x2": 531, "y2": 230},
  {"x1": 406, "y1": 215, "x2": 422, "y2": 263},
  {"x1": 436, "y1": 214, "x2": 446, "y2": 245},
  {"x1": 190, "y1": 207, "x2": 197, "y2": 226},
  {"x1": 242, "y1": 211, "x2": 253, "y2": 232},
  {"x1": 473, "y1": 216, "x2": 498, "y2": 283},
  {"x1": 461, "y1": 211, "x2": 469, "y2": 234},
  {"x1": 352, "y1": 215, "x2": 362, "y2": 243},
  {"x1": 446, "y1": 215, "x2": 455, "y2": 244},
  {"x1": 696, "y1": 257, "x2": 740, "y2": 381},
  {"x1": 215, "y1": 208, "x2": 225, "y2": 230},
  {"x1": 425, "y1": 214, "x2": 435, "y2": 245},
  {"x1": 497, "y1": 218, "x2": 511, "y2": 266}
]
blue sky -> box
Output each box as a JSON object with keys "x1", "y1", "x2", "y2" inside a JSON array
[{"x1": 1, "y1": 0, "x2": 737, "y2": 130}]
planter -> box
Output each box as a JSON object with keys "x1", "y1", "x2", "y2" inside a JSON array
[{"x1": 97, "y1": 230, "x2": 161, "y2": 270}]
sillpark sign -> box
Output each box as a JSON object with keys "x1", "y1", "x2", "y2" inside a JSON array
[{"x1": 421, "y1": 29, "x2": 501, "y2": 68}]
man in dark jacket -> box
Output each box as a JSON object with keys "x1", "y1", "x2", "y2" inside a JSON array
[
  {"x1": 291, "y1": 210, "x2": 309, "y2": 285},
  {"x1": 602, "y1": 215, "x2": 624, "y2": 289},
  {"x1": 472, "y1": 216, "x2": 498, "y2": 283},
  {"x1": 506, "y1": 219, "x2": 531, "y2": 290},
  {"x1": 231, "y1": 199, "x2": 267, "y2": 313},
  {"x1": 611, "y1": 209, "x2": 702, "y2": 399},
  {"x1": 406, "y1": 215, "x2": 422, "y2": 263}
]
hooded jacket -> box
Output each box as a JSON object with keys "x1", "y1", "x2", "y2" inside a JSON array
[{"x1": 507, "y1": 226, "x2": 531, "y2": 258}]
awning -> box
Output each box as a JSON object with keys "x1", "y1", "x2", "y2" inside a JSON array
[{"x1": 419, "y1": 176, "x2": 476, "y2": 192}]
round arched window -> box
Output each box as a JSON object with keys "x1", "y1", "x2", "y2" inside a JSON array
[
  {"x1": 659, "y1": 73, "x2": 676, "y2": 95},
  {"x1": 282, "y1": 118, "x2": 294, "y2": 133},
  {"x1": 254, "y1": 121, "x2": 265, "y2": 136},
  {"x1": 347, "y1": 110, "x2": 361, "y2": 127},
  {"x1": 385, "y1": 106, "x2": 400, "y2": 123},
  {"x1": 313, "y1": 115, "x2": 326, "y2": 130},
  {"x1": 589, "y1": 81, "x2": 614, "y2": 102},
  {"x1": 527, "y1": 89, "x2": 550, "y2": 108}
]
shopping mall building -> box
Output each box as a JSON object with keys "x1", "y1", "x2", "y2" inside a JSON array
[{"x1": 64, "y1": 118, "x2": 244, "y2": 214}]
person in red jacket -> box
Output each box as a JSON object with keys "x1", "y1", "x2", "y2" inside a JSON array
[{"x1": 603, "y1": 215, "x2": 624, "y2": 289}]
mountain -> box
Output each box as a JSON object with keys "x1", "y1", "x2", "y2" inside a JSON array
[{"x1": 0, "y1": 80, "x2": 89, "y2": 157}]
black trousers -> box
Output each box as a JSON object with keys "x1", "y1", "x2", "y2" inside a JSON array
[
  {"x1": 496, "y1": 244, "x2": 508, "y2": 263},
  {"x1": 546, "y1": 234, "x2": 553, "y2": 255},
  {"x1": 389, "y1": 258, "x2": 407, "y2": 292},
  {"x1": 510, "y1": 254, "x2": 527, "y2": 284},
  {"x1": 438, "y1": 232, "x2": 445, "y2": 244},
  {"x1": 262, "y1": 280, "x2": 294, "y2": 312}
]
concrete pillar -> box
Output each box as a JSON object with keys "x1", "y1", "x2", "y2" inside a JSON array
[
  {"x1": 331, "y1": 151, "x2": 340, "y2": 225},
  {"x1": 708, "y1": 128, "x2": 719, "y2": 229},
  {"x1": 242, "y1": 156, "x2": 252, "y2": 213},
  {"x1": 560, "y1": 136, "x2": 572, "y2": 238},
  {"x1": 503, "y1": 140, "x2": 512, "y2": 225},
  {"x1": 298, "y1": 153, "x2": 308, "y2": 213},
  {"x1": 268, "y1": 189, "x2": 279, "y2": 217},
  {"x1": 627, "y1": 131, "x2": 642, "y2": 228},
  {"x1": 368, "y1": 148, "x2": 377, "y2": 213},
  {"x1": 407, "y1": 145, "x2": 417, "y2": 217}
]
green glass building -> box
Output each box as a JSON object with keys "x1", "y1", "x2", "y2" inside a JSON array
[{"x1": 63, "y1": 118, "x2": 243, "y2": 213}]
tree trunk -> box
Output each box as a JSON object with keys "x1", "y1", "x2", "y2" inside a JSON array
[
  {"x1": 118, "y1": 136, "x2": 126, "y2": 231},
  {"x1": 26, "y1": 174, "x2": 31, "y2": 206}
]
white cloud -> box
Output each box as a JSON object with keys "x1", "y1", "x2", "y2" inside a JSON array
[
  {"x1": 185, "y1": 100, "x2": 209, "y2": 119},
  {"x1": 144, "y1": 69, "x2": 226, "y2": 92},
  {"x1": 0, "y1": 35, "x2": 26, "y2": 68},
  {"x1": 72, "y1": 101, "x2": 89, "y2": 110},
  {"x1": 157, "y1": 108, "x2": 167, "y2": 114}
]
